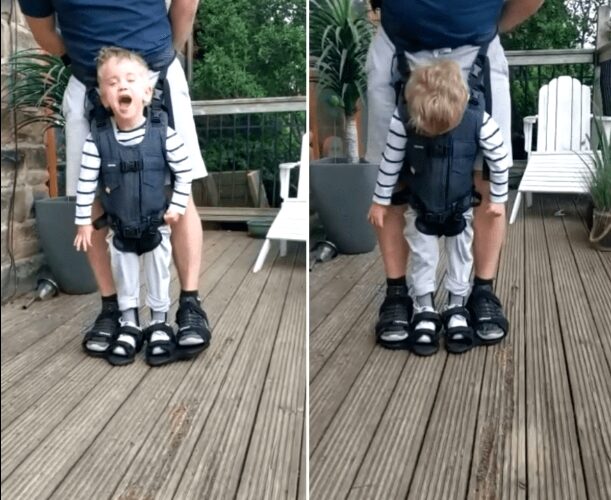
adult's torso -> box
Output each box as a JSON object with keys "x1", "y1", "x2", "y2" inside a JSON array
[
  {"x1": 53, "y1": 0, "x2": 174, "y2": 84},
  {"x1": 381, "y1": 0, "x2": 504, "y2": 50}
]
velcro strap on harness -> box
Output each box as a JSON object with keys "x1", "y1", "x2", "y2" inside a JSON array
[{"x1": 120, "y1": 159, "x2": 143, "y2": 172}]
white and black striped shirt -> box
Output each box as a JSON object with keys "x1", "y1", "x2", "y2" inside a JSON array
[
  {"x1": 75, "y1": 119, "x2": 192, "y2": 225},
  {"x1": 373, "y1": 111, "x2": 511, "y2": 205}
]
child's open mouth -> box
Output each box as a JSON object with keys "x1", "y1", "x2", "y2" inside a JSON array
[{"x1": 118, "y1": 95, "x2": 132, "y2": 110}]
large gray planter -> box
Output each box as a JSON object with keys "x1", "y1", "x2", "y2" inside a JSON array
[
  {"x1": 35, "y1": 196, "x2": 97, "y2": 294},
  {"x1": 310, "y1": 158, "x2": 379, "y2": 254}
]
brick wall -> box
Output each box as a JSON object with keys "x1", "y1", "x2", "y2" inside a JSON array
[{"x1": 1, "y1": 1, "x2": 49, "y2": 300}]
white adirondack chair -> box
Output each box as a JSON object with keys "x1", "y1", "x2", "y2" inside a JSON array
[
  {"x1": 253, "y1": 133, "x2": 308, "y2": 272},
  {"x1": 509, "y1": 76, "x2": 611, "y2": 224}
]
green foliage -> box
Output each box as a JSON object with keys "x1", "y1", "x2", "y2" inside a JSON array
[
  {"x1": 585, "y1": 117, "x2": 611, "y2": 211},
  {"x1": 4, "y1": 49, "x2": 70, "y2": 130},
  {"x1": 192, "y1": 0, "x2": 306, "y2": 99},
  {"x1": 309, "y1": 0, "x2": 372, "y2": 118}
]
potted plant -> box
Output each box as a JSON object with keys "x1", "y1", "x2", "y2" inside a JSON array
[
  {"x1": 6, "y1": 49, "x2": 96, "y2": 293},
  {"x1": 309, "y1": 0, "x2": 378, "y2": 254},
  {"x1": 585, "y1": 116, "x2": 611, "y2": 251}
]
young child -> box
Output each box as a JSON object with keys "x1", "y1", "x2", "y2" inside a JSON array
[
  {"x1": 368, "y1": 59, "x2": 510, "y2": 355},
  {"x1": 74, "y1": 47, "x2": 195, "y2": 366}
]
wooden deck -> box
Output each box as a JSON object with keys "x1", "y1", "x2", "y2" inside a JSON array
[
  {"x1": 1, "y1": 230, "x2": 306, "y2": 500},
  {"x1": 310, "y1": 194, "x2": 611, "y2": 500}
]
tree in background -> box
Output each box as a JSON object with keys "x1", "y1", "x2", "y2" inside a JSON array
[
  {"x1": 191, "y1": 0, "x2": 306, "y2": 207},
  {"x1": 192, "y1": 0, "x2": 305, "y2": 99}
]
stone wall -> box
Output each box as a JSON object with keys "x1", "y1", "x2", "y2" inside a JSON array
[{"x1": 1, "y1": 1, "x2": 49, "y2": 300}]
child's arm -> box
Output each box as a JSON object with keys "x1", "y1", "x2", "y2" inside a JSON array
[
  {"x1": 74, "y1": 224, "x2": 94, "y2": 252},
  {"x1": 372, "y1": 108, "x2": 408, "y2": 205},
  {"x1": 368, "y1": 202, "x2": 389, "y2": 228},
  {"x1": 479, "y1": 112, "x2": 511, "y2": 208},
  {"x1": 165, "y1": 127, "x2": 193, "y2": 224},
  {"x1": 74, "y1": 133, "x2": 101, "y2": 243}
]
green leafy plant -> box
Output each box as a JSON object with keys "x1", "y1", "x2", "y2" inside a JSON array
[
  {"x1": 4, "y1": 49, "x2": 70, "y2": 130},
  {"x1": 586, "y1": 116, "x2": 611, "y2": 212},
  {"x1": 310, "y1": 0, "x2": 372, "y2": 162}
]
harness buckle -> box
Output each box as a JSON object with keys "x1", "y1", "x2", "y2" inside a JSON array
[{"x1": 120, "y1": 160, "x2": 143, "y2": 172}]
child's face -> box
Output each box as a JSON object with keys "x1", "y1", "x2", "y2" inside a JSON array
[{"x1": 98, "y1": 57, "x2": 152, "y2": 128}]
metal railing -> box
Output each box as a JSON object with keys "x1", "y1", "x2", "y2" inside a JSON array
[{"x1": 191, "y1": 97, "x2": 306, "y2": 209}]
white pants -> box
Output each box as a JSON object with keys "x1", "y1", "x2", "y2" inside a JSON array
[
  {"x1": 108, "y1": 225, "x2": 172, "y2": 313},
  {"x1": 365, "y1": 27, "x2": 512, "y2": 168},
  {"x1": 62, "y1": 58, "x2": 207, "y2": 196},
  {"x1": 405, "y1": 208, "x2": 474, "y2": 298}
]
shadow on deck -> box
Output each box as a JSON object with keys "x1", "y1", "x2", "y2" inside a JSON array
[
  {"x1": 1, "y1": 230, "x2": 306, "y2": 500},
  {"x1": 309, "y1": 193, "x2": 611, "y2": 500}
]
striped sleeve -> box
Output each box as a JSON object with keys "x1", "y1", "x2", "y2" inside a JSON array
[
  {"x1": 372, "y1": 109, "x2": 407, "y2": 205},
  {"x1": 74, "y1": 134, "x2": 101, "y2": 225},
  {"x1": 165, "y1": 127, "x2": 192, "y2": 214},
  {"x1": 479, "y1": 112, "x2": 512, "y2": 204}
]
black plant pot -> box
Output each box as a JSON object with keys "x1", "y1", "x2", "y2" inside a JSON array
[
  {"x1": 35, "y1": 196, "x2": 97, "y2": 294},
  {"x1": 310, "y1": 158, "x2": 379, "y2": 254}
]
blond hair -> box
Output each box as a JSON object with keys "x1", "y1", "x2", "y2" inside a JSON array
[
  {"x1": 96, "y1": 46, "x2": 149, "y2": 80},
  {"x1": 404, "y1": 59, "x2": 468, "y2": 136}
]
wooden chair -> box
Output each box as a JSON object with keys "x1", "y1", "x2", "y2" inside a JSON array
[
  {"x1": 509, "y1": 76, "x2": 611, "y2": 224},
  {"x1": 253, "y1": 133, "x2": 308, "y2": 272}
]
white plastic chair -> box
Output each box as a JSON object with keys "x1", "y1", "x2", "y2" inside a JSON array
[
  {"x1": 253, "y1": 133, "x2": 308, "y2": 272},
  {"x1": 509, "y1": 76, "x2": 611, "y2": 224}
]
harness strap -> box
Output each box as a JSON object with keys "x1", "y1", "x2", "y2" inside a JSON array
[{"x1": 151, "y1": 65, "x2": 174, "y2": 129}]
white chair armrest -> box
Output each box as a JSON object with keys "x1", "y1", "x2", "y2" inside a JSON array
[
  {"x1": 523, "y1": 115, "x2": 538, "y2": 155},
  {"x1": 278, "y1": 161, "x2": 300, "y2": 202}
]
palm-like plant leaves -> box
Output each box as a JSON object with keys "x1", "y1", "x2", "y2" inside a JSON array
[
  {"x1": 310, "y1": 0, "x2": 372, "y2": 118},
  {"x1": 4, "y1": 49, "x2": 70, "y2": 130},
  {"x1": 586, "y1": 116, "x2": 611, "y2": 212}
]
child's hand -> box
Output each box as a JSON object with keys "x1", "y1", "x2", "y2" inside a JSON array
[
  {"x1": 74, "y1": 224, "x2": 94, "y2": 252},
  {"x1": 368, "y1": 203, "x2": 388, "y2": 228},
  {"x1": 486, "y1": 202, "x2": 505, "y2": 218},
  {"x1": 164, "y1": 210, "x2": 181, "y2": 226}
]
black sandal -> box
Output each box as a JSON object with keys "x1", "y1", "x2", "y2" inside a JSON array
[
  {"x1": 375, "y1": 294, "x2": 413, "y2": 349},
  {"x1": 144, "y1": 323, "x2": 177, "y2": 367},
  {"x1": 175, "y1": 298, "x2": 211, "y2": 359},
  {"x1": 106, "y1": 323, "x2": 144, "y2": 366},
  {"x1": 408, "y1": 309, "x2": 442, "y2": 356},
  {"x1": 82, "y1": 307, "x2": 121, "y2": 358},
  {"x1": 441, "y1": 306, "x2": 477, "y2": 354},
  {"x1": 467, "y1": 288, "x2": 509, "y2": 345}
]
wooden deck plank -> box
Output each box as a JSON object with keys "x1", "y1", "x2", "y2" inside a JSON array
[
  {"x1": 569, "y1": 200, "x2": 611, "y2": 368},
  {"x1": 108, "y1": 243, "x2": 281, "y2": 498},
  {"x1": 523, "y1": 199, "x2": 586, "y2": 499},
  {"x1": 170, "y1": 251, "x2": 301, "y2": 499},
  {"x1": 0, "y1": 231, "x2": 241, "y2": 431},
  {"x1": 467, "y1": 195, "x2": 527, "y2": 499},
  {"x1": 309, "y1": 249, "x2": 380, "y2": 331},
  {"x1": 310, "y1": 348, "x2": 407, "y2": 499},
  {"x1": 1, "y1": 362, "x2": 150, "y2": 499},
  {"x1": 346, "y1": 355, "x2": 447, "y2": 500},
  {"x1": 47, "y1": 239, "x2": 261, "y2": 500},
  {"x1": 309, "y1": 260, "x2": 385, "y2": 382},
  {"x1": 545, "y1": 198, "x2": 611, "y2": 499},
  {"x1": 235, "y1": 249, "x2": 307, "y2": 500}
]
